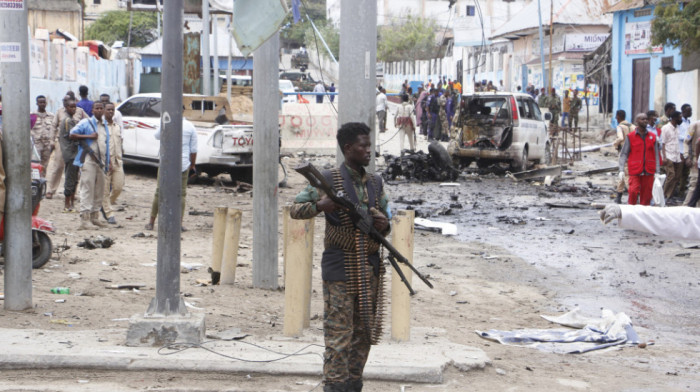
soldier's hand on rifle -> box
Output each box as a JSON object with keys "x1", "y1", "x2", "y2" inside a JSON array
[
  {"x1": 316, "y1": 196, "x2": 342, "y2": 213},
  {"x1": 370, "y1": 207, "x2": 389, "y2": 232}
]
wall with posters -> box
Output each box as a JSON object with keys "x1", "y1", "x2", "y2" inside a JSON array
[
  {"x1": 27, "y1": 35, "x2": 140, "y2": 113},
  {"x1": 611, "y1": 5, "x2": 683, "y2": 118}
]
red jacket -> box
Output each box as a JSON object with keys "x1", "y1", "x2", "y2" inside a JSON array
[{"x1": 627, "y1": 128, "x2": 657, "y2": 176}]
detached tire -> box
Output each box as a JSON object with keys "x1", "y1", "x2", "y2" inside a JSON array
[{"x1": 32, "y1": 230, "x2": 52, "y2": 269}]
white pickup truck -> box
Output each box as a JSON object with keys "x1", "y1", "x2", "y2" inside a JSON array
[{"x1": 117, "y1": 93, "x2": 253, "y2": 181}]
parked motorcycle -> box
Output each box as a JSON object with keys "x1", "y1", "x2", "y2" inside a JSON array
[{"x1": 0, "y1": 161, "x2": 54, "y2": 269}]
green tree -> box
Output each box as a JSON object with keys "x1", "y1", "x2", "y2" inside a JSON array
[
  {"x1": 304, "y1": 22, "x2": 340, "y2": 60},
  {"x1": 378, "y1": 15, "x2": 437, "y2": 62},
  {"x1": 652, "y1": 1, "x2": 700, "y2": 55},
  {"x1": 280, "y1": 0, "x2": 327, "y2": 48},
  {"x1": 86, "y1": 11, "x2": 158, "y2": 47}
]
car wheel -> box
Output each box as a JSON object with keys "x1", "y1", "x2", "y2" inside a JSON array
[
  {"x1": 229, "y1": 167, "x2": 253, "y2": 184},
  {"x1": 511, "y1": 147, "x2": 528, "y2": 172},
  {"x1": 543, "y1": 143, "x2": 552, "y2": 165}
]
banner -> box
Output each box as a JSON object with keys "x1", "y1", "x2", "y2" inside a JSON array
[
  {"x1": 565, "y1": 34, "x2": 609, "y2": 52},
  {"x1": 624, "y1": 21, "x2": 662, "y2": 55}
]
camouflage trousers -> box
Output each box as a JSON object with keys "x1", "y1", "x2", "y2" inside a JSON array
[
  {"x1": 322, "y1": 274, "x2": 378, "y2": 385},
  {"x1": 569, "y1": 112, "x2": 579, "y2": 129}
]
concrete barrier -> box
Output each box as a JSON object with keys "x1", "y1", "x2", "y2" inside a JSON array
[{"x1": 280, "y1": 102, "x2": 338, "y2": 156}]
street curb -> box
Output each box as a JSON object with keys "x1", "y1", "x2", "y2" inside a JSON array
[{"x1": 0, "y1": 327, "x2": 489, "y2": 383}]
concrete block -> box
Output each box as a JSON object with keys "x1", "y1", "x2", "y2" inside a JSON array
[{"x1": 126, "y1": 313, "x2": 205, "y2": 347}]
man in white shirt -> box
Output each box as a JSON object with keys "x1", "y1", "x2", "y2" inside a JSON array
[
  {"x1": 313, "y1": 81, "x2": 325, "y2": 104},
  {"x1": 376, "y1": 87, "x2": 387, "y2": 133},
  {"x1": 678, "y1": 104, "x2": 693, "y2": 196},
  {"x1": 145, "y1": 119, "x2": 198, "y2": 232},
  {"x1": 660, "y1": 111, "x2": 683, "y2": 199}
]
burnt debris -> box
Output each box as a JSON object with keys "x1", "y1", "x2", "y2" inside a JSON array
[{"x1": 382, "y1": 142, "x2": 459, "y2": 182}]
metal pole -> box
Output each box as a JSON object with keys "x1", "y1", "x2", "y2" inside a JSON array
[
  {"x1": 338, "y1": 0, "x2": 377, "y2": 172},
  {"x1": 1, "y1": 0, "x2": 32, "y2": 311},
  {"x1": 226, "y1": 15, "x2": 232, "y2": 101},
  {"x1": 306, "y1": 13, "x2": 338, "y2": 66},
  {"x1": 252, "y1": 33, "x2": 279, "y2": 290},
  {"x1": 212, "y1": 15, "x2": 219, "y2": 95},
  {"x1": 548, "y1": 0, "x2": 553, "y2": 92},
  {"x1": 202, "y1": 0, "x2": 211, "y2": 95},
  {"x1": 147, "y1": 0, "x2": 186, "y2": 316},
  {"x1": 536, "y1": 0, "x2": 546, "y2": 89}
]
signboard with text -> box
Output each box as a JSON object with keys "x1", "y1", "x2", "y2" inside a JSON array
[{"x1": 565, "y1": 34, "x2": 609, "y2": 52}]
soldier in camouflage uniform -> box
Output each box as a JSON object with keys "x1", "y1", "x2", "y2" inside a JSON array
[
  {"x1": 31, "y1": 95, "x2": 54, "y2": 168},
  {"x1": 569, "y1": 90, "x2": 583, "y2": 129},
  {"x1": 438, "y1": 91, "x2": 449, "y2": 141},
  {"x1": 547, "y1": 88, "x2": 561, "y2": 134},
  {"x1": 291, "y1": 122, "x2": 391, "y2": 392}
]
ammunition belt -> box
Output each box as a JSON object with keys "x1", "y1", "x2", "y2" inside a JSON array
[{"x1": 329, "y1": 168, "x2": 386, "y2": 345}]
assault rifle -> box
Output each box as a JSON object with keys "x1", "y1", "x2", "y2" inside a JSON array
[
  {"x1": 295, "y1": 162, "x2": 433, "y2": 295},
  {"x1": 78, "y1": 139, "x2": 105, "y2": 170}
]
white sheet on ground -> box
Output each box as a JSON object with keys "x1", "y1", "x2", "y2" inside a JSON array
[{"x1": 476, "y1": 308, "x2": 642, "y2": 354}]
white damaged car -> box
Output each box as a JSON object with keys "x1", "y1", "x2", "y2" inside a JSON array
[{"x1": 117, "y1": 93, "x2": 254, "y2": 181}]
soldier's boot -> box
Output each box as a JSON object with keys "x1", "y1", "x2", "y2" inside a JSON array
[
  {"x1": 323, "y1": 382, "x2": 347, "y2": 392},
  {"x1": 78, "y1": 213, "x2": 92, "y2": 231},
  {"x1": 90, "y1": 211, "x2": 107, "y2": 228},
  {"x1": 347, "y1": 378, "x2": 363, "y2": 392},
  {"x1": 614, "y1": 192, "x2": 622, "y2": 204}
]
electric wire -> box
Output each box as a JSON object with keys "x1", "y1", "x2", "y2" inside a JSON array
[{"x1": 158, "y1": 340, "x2": 324, "y2": 392}]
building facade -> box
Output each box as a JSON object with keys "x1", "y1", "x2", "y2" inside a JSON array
[{"x1": 609, "y1": 1, "x2": 687, "y2": 119}]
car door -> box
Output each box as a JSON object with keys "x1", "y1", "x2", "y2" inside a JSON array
[
  {"x1": 526, "y1": 97, "x2": 547, "y2": 158},
  {"x1": 117, "y1": 97, "x2": 148, "y2": 159},
  {"x1": 136, "y1": 97, "x2": 162, "y2": 159}
]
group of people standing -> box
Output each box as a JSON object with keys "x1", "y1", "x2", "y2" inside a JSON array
[
  {"x1": 530, "y1": 87, "x2": 583, "y2": 133},
  {"x1": 31, "y1": 86, "x2": 125, "y2": 229},
  {"x1": 414, "y1": 80, "x2": 460, "y2": 143},
  {"x1": 613, "y1": 102, "x2": 699, "y2": 207}
]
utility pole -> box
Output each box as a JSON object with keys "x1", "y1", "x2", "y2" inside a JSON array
[
  {"x1": 0, "y1": 0, "x2": 32, "y2": 311},
  {"x1": 150, "y1": 0, "x2": 185, "y2": 316},
  {"x1": 202, "y1": 0, "x2": 211, "y2": 95},
  {"x1": 548, "y1": 0, "x2": 554, "y2": 92},
  {"x1": 226, "y1": 15, "x2": 232, "y2": 101},
  {"x1": 252, "y1": 33, "x2": 280, "y2": 290},
  {"x1": 536, "y1": 0, "x2": 546, "y2": 90},
  {"x1": 338, "y1": 0, "x2": 377, "y2": 171},
  {"x1": 127, "y1": 0, "x2": 204, "y2": 346},
  {"x1": 213, "y1": 15, "x2": 219, "y2": 94}
]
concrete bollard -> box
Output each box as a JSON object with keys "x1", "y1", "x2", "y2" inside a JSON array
[
  {"x1": 391, "y1": 209, "x2": 415, "y2": 342},
  {"x1": 283, "y1": 206, "x2": 314, "y2": 336},
  {"x1": 220, "y1": 208, "x2": 243, "y2": 285},
  {"x1": 210, "y1": 207, "x2": 228, "y2": 279}
]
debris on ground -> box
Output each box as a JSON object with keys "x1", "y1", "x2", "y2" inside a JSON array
[
  {"x1": 105, "y1": 283, "x2": 146, "y2": 290},
  {"x1": 189, "y1": 210, "x2": 214, "y2": 217},
  {"x1": 382, "y1": 142, "x2": 459, "y2": 182},
  {"x1": 414, "y1": 218, "x2": 457, "y2": 235},
  {"x1": 496, "y1": 216, "x2": 527, "y2": 225},
  {"x1": 77, "y1": 236, "x2": 114, "y2": 249}
]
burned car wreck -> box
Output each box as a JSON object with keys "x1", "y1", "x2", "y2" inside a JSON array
[{"x1": 448, "y1": 93, "x2": 552, "y2": 172}]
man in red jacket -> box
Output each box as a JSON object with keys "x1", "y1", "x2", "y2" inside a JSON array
[{"x1": 619, "y1": 113, "x2": 661, "y2": 205}]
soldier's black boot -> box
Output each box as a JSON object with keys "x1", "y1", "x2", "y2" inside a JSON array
[
  {"x1": 323, "y1": 382, "x2": 346, "y2": 392},
  {"x1": 614, "y1": 192, "x2": 622, "y2": 204},
  {"x1": 347, "y1": 378, "x2": 363, "y2": 392}
]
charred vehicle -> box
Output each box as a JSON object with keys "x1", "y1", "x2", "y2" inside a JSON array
[{"x1": 448, "y1": 92, "x2": 552, "y2": 171}]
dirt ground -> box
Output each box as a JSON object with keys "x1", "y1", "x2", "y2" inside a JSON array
[{"x1": 0, "y1": 130, "x2": 699, "y2": 391}]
